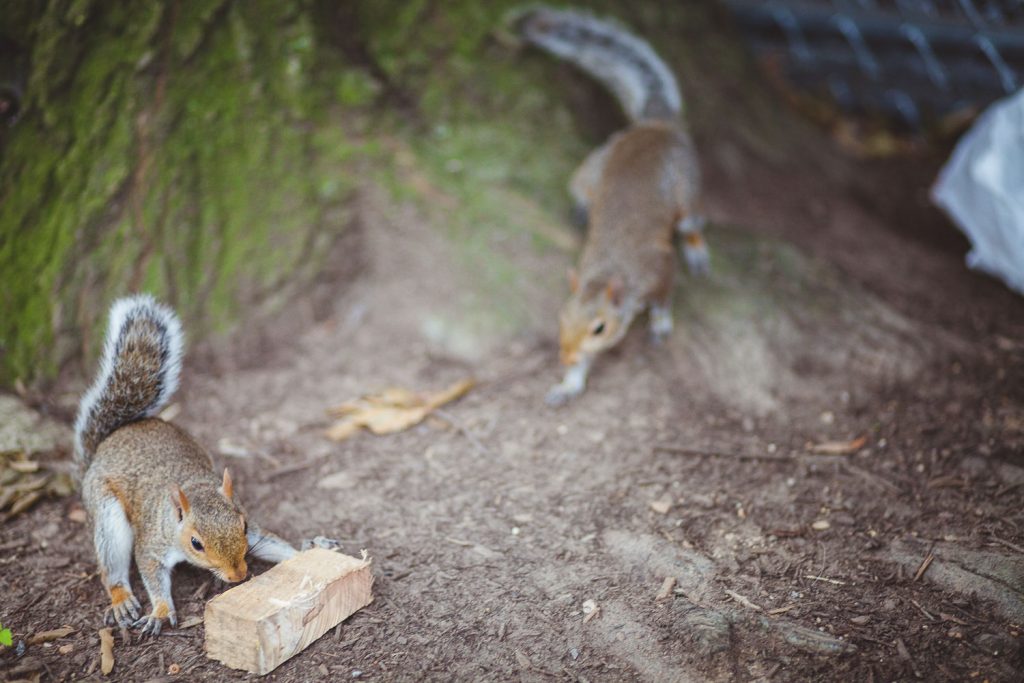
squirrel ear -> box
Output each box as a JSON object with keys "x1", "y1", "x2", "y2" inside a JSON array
[
  {"x1": 567, "y1": 268, "x2": 579, "y2": 294},
  {"x1": 170, "y1": 485, "x2": 190, "y2": 520},
  {"x1": 220, "y1": 468, "x2": 233, "y2": 500},
  {"x1": 605, "y1": 275, "x2": 623, "y2": 306}
]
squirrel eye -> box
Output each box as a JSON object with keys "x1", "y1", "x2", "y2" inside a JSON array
[
  {"x1": 591, "y1": 321, "x2": 606, "y2": 335},
  {"x1": 191, "y1": 537, "x2": 204, "y2": 552}
]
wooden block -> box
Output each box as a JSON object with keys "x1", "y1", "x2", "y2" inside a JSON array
[{"x1": 204, "y1": 548, "x2": 373, "y2": 675}]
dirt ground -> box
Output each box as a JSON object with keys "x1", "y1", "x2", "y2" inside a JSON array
[{"x1": 3, "y1": 57, "x2": 1024, "y2": 683}]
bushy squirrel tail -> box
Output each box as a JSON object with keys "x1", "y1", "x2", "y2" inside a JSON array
[
  {"x1": 512, "y1": 6, "x2": 682, "y2": 122},
  {"x1": 74, "y1": 295, "x2": 184, "y2": 468}
]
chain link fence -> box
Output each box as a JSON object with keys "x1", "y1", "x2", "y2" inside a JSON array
[{"x1": 725, "y1": 0, "x2": 1024, "y2": 128}]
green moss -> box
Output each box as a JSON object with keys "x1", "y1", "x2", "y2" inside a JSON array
[{"x1": 0, "y1": 0, "x2": 364, "y2": 383}]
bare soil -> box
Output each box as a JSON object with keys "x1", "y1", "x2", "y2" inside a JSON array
[{"x1": 3, "y1": 81, "x2": 1024, "y2": 683}]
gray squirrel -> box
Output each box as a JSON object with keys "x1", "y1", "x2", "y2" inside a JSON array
[
  {"x1": 75, "y1": 295, "x2": 331, "y2": 636},
  {"x1": 510, "y1": 7, "x2": 709, "y2": 405}
]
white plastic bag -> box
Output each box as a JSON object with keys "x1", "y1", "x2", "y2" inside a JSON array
[{"x1": 932, "y1": 88, "x2": 1024, "y2": 295}]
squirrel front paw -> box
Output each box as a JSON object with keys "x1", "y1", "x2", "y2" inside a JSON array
[
  {"x1": 545, "y1": 383, "x2": 580, "y2": 407},
  {"x1": 301, "y1": 536, "x2": 343, "y2": 552},
  {"x1": 133, "y1": 602, "x2": 176, "y2": 638},
  {"x1": 104, "y1": 586, "x2": 141, "y2": 628}
]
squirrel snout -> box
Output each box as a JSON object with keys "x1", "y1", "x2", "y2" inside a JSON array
[
  {"x1": 223, "y1": 562, "x2": 248, "y2": 583},
  {"x1": 560, "y1": 348, "x2": 579, "y2": 366}
]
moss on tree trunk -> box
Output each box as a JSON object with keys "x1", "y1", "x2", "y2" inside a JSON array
[{"x1": 0, "y1": 0, "x2": 360, "y2": 385}]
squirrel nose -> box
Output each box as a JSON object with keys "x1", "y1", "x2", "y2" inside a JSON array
[{"x1": 225, "y1": 562, "x2": 248, "y2": 583}]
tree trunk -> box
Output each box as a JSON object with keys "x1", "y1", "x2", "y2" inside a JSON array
[{"x1": 0, "y1": 0, "x2": 355, "y2": 385}]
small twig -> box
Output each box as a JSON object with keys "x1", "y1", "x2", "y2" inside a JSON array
[
  {"x1": 842, "y1": 463, "x2": 901, "y2": 493},
  {"x1": 433, "y1": 408, "x2": 493, "y2": 458},
  {"x1": 804, "y1": 574, "x2": 847, "y2": 586},
  {"x1": 909, "y1": 599, "x2": 935, "y2": 621},
  {"x1": 989, "y1": 535, "x2": 1024, "y2": 554},
  {"x1": 266, "y1": 459, "x2": 320, "y2": 480},
  {"x1": 913, "y1": 552, "x2": 934, "y2": 582},
  {"x1": 994, "y1": 481, "x2": 1023, "y2": 498},
  {"x1": 724, "y1": 589, "x2": 763, "y2": 612},
  {"x1": 653, "y1": 445, "x2": 790, "y2": 463},
  {"x1": 767, "y1": 605, "x2": 795, "y2": 615},
  {"x1": 444, "y1": 537, "x2": 474, "y2": 547},
  {"x1": 895, "y1": 638, "x2": 922, "y2": 679}
]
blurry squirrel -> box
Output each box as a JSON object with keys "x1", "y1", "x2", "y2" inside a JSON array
[
  {"x1": 511, "y1": 7, "x2": 709, "y2": 405},
  {"x1": 75, "y1": 295, "x2": 319, "y2": 636}
]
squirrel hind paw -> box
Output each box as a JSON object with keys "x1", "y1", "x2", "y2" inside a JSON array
[{"x1": 683, "y1": 243, "x2": 710, "y2": 277}]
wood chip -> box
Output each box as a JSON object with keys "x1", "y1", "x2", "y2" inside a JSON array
[
  {"x1": 8, "y1": 460, "x2": 39, "y2": 473},
  {"x1": 849, "y1": 615, "x2": 871, "y2": 625},
  {"x1": 58, "y1": 644, "x2": 74, "y2": 654},
  {"x1": 67, "y1": 506, "x2": 88, "y2": 523},
  {"x1": 27, "y1": 626, "x2": 75, "y2": 645},
  {"x1": 649, "y1": 499, "x2": 672, "y2": 515},
  {"x1": 655, "y1": 576, "x2": 676, "y2": 601},
  {"x1": 811, "y1": 519, "x2": 831, "y2": 531},
  {"x1": 514, "y1": 650, "x2": 532, "y2": 670},
  {"x1": 99, "y1": 627, "x2": 115, "y2": 675},
  {"x1": 582, "y1": 599, "x2": 600, "y2": 623},
  {"x1": 724, "y1": 589, "x2": 762, "y2": 612},
  {"x1": 177, "y1": 616, "x2": 204, "y2": 630},
  {"x1": 809, "y1": 436, "x2": 866, "y2": 455}
]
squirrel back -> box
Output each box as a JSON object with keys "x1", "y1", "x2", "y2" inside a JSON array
[
  {"x1": 74, "y1": 295, "x2": 184, "y2": 472},
  {"x1": 512, "y1": 6, "x2": 682, "y2": 122}
]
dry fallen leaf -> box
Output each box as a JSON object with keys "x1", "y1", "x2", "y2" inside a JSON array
[
  {"x1": 27, "y1": 626, "x2": 75, "y2": 645},
  {"x1": 99, "y1": 627, "x2": 115, "y2": 675},
  {"x1": 326, "y1": 379, "x2": 474, "y2": 441},
  {"x1": 809, "y1": 436, "x2": 866, "y2": 455},
  {"x1": 0, "y1": 451, "x2": 74, "y2": 519}
]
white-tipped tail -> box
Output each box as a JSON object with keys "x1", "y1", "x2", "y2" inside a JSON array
[
  {"x1": 514, "y1": 6, "x2": 682, "y2": 122},
  {"x1": 74, "y1": 295, "x2": 184, "y2": 466}
]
